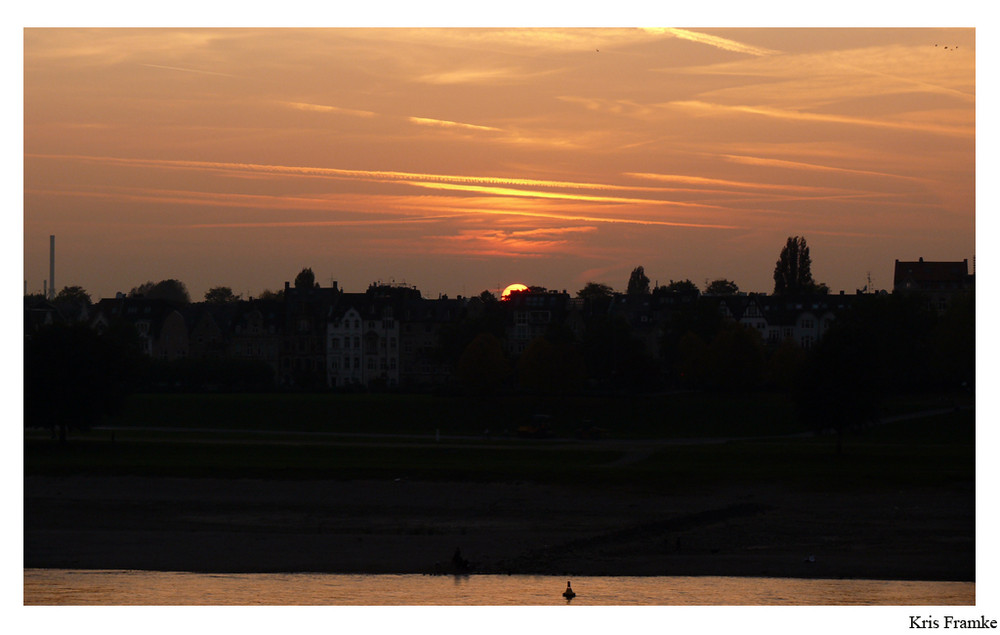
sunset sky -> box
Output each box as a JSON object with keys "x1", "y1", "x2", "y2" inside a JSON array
[{"x1": 23, "y1": 23, "x2": 977, "y2": 300}]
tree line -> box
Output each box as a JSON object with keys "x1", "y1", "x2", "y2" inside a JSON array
[{"x1": 24, "y1": 237, "x2": 973, "y2": 442}]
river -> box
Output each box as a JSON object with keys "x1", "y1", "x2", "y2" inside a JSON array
[{"x1": 24, "y1": 569, "x2": 973, "y2": 605}]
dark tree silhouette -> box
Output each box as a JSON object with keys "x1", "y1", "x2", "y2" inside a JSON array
[
  {"x1": 517, "y1": 335, "x2": 586, "y2": 395},
  {"x1": 130, "y1": 279, "x2": 191, "y2": 304},
  {"x1": 626, "y1": 266, "x2": 650, "y2": 295},
  {"x1": 577, "y1": 282, "x2": 614, "y2": 300},
  {"x1": 25, "y1": 322, "x2": 146, "y2": 442},
  {"x1": 773, "y1": 236, "x2": 825, "y2": 295},
  {"x1": 257, "y1": 288, "x2": 284, "y2": 301},
  {"x1": 294, "y1": 268, "x2": 318, "y2": 289},
  {"x1": 478, "y1": 289, "x2": 498, "y2": 304},
  {"x1": 54, "y1": 285, "x2": 92, "y2": 305},
  {"x1": 704, "y1": 279, "x2": 739, "y2": 295},
  {"x1": 660, "y1": 279, "x2": 699, "y2": 294},
  {"x1": 204, "y1": 286, "x2": 241, "y2": 303},
  {"x1": 456, "y1": 332, "x2": 510, "y2": 396},
  {"x1": 705, "y1": 323, "x2": 765, "y2": 391}
]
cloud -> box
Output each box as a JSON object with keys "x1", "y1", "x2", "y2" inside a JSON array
[
  {"x1": 406, "y1": 180, "x2": 725, "y2": 209},
  {"x1": 282, "y1": 101, "x2": 377, "y2": 118},
  {"x1": 718, "y1": 154, "x2": 927, "y2": 182},
  {"x1": 140, "y1": 63, "x2": 238, "y2": 78},
  {"x1": 626, "y1": 171, "x2": 848, "y2": 193},
  {"x1": 412, "y1": 226, "x2": 594, "y2": 259},
  {"x1": 407, "y1": 116, "x2": 501, "y2": 132},
  {"x1": 651, "y1": 28, "x2": 779, "y2": 57},
  {"x1": 668, "y1": 100, "x2": 973, "y2": 137}
]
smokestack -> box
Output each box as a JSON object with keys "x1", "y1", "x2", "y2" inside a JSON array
[{"x1": 49, "y1": 235, "x2": 55, "y2": 300}]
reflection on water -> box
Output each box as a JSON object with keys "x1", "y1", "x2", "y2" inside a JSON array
[{"x1": 23, "y1": 569, "x2": 974, "y2": 606}]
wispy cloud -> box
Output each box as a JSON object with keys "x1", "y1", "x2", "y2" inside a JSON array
[
  {"x1": 669, "y1": 100, "x2": 973, "y2": 137},
  {"x1": 140, "y1": 63, "x2": 238, "y2": 78},
  {"x1": 718, "y1": 154, "x2": 929, "y2": 182},
  {"x1": 282, "y1": 101, "x2": 377, "y2": 118},
  {"x1": 407, "y1": 181, "x2": 724, "y2": 209},
  {"x1": 26, "y1": 157, "x2": 745, "y2": 231},
  {"x1": 407, "y1": 116, "x2": 501, "y2": 132},
  {"x1": 408, "y1": 226, "x2": 599, "y2": 259},
  {"x1": 649, "y1": 28, "x2": 778, "y2": 57},
  {"x1": 626, "y1": 172, "x2": 848, "y2": 193}
]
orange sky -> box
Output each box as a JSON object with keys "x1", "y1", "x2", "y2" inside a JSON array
[{"x1": 23, "y1": 26, "x2": 976, "y2": 300}]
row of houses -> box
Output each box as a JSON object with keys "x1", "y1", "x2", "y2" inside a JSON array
[{"x1": 24, "y1": 258, "x2": 972, "y2": 391}]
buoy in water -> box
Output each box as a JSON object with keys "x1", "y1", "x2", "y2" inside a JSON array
[{"x1": 563, "y1": 581, "x2": 576, "y2": 599}]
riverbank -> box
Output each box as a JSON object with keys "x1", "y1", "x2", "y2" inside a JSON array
[{"x1": 24, "y1": 475, "x2": 974, "y2": 581}]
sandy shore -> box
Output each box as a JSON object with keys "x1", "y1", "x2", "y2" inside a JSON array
[{"x1": 24, "y1": 475, "x2": 974, "y2": 581}]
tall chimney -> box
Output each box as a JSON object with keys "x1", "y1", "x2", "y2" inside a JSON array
[{"x1": 49, "y1": 235, "x2": 55, "y2": 300}]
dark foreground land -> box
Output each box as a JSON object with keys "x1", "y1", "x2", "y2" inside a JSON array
[{"x1": 24, "y1": 394, "x2": 975, "y2": 582}]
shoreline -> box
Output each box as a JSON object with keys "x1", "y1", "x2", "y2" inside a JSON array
[{"x1": 24, "y1": 475, "x2": 975, "y2": 583}]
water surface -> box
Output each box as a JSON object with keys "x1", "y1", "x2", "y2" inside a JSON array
[{"x1": 23, "y1": 569, "x2": 974, "y2": 606}]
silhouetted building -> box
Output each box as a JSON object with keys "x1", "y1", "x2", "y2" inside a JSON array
[
  {"x1": 399, "y1": 292, "x2": 466, "y2": 389},
  {"x1": 91, "y1": 296, "x2": 189, "y2": 359},
  {"x1": 893, "y1": 258, "x2": 973, "y2": 313},
  {"x1": 229, "y1": 299, "x2": 283, "y2": 376},
  {"x1": 280, "y1": 280, "x2": 338, "y2": 388},
  {"x1": 504, "y1": 289, "x2": 571, "y2": 356}
]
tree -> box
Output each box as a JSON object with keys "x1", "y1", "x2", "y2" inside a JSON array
[
  {"x1": 204, "y1": 286, "x2": 241, "y2": 303},
  {"x1": 25, "y1": 322, "x2": 145, "y2": 442},
  {"x1": 660, "y1": 279, "x2": 699, "y2": 294},
  {"x1": 54, "y1": 285, "x2": 92, "y2": 305},
  {"x1": 773, "y1": 236, "x2": 824, "y2": 295},
  {"x1": 130, "y1": 279, "x2": 191, "y2": 304},
  {"x1": 577, "y1": 282, "x2": 614, "y2": 301},
  {"x1": 258, "y1": 288, "x2": 284, "y2": 301},
  {"x1": 626, "y1": 266, "x2": 650, "y2": 295},
  {"x1": 478, "y1": 290, "x2": 498, "y2": 304},
  {"x1": 456, "y1": 333, "x2": 510, "y2": 396},
  {"x1": 294, "y1": 268, "x2": 318, "y2": 289},
  {"x1": 517, "y1": 336, "x2": 586, "y2": 395},
  {"x1": 705, "y1": 323, "x2": 764, "y2": 391},
  {"x1": 129, "y1": 281, "x2": 155, "y2": 297},
  {"x1": 704, "y1": 279, "x2": 739, "y2": 295}
]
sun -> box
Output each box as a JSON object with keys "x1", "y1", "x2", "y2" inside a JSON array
[{"x1": 501, "y1": 283, "x2": 529, "y2": 300}]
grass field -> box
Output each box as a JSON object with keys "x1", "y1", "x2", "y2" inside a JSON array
[
  {"x1": 95, "y1": 390, "x2": 809, "y2": 438},
  {"x1": 25, "y1": 396, "x2": 974, "y2": 492}
]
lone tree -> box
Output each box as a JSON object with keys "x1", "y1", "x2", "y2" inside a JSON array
[
  {"x1": 773, "y1": 236, "x2": 824, "y2": 295},
  {"x1": 626, "y1": 266, "x2": 651, "y2": 295}
]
